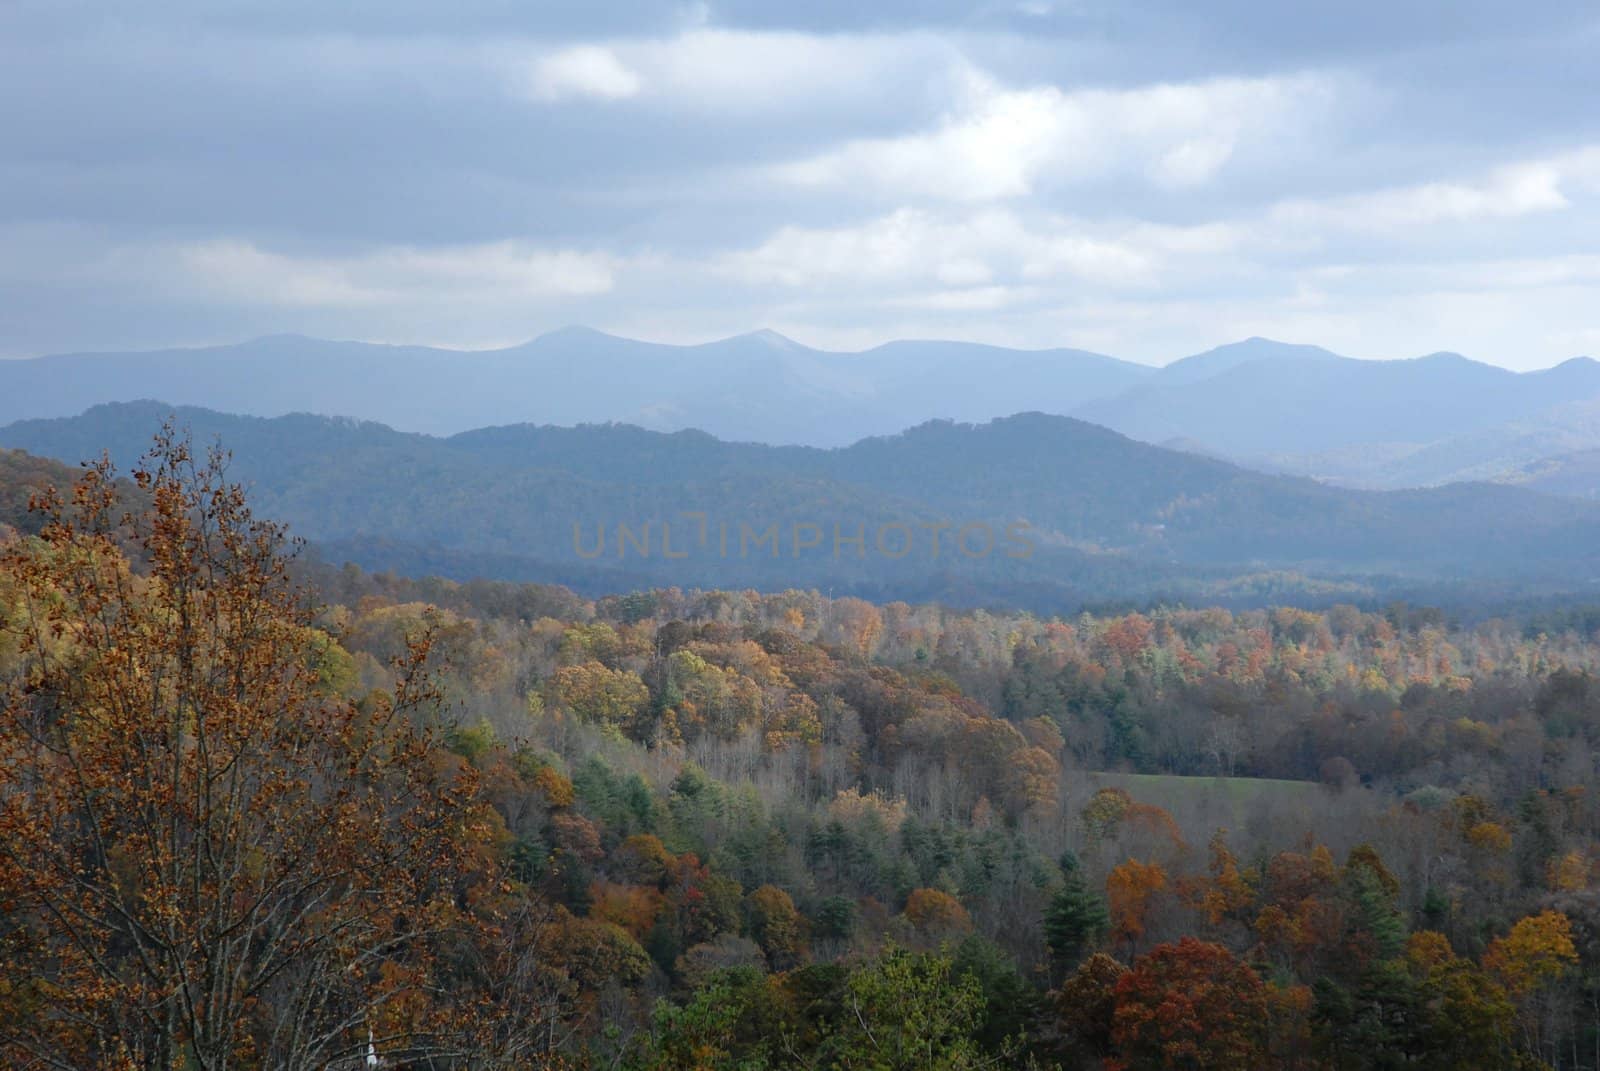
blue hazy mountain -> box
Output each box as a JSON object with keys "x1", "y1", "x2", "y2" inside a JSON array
[
  {"x1": 0, "y1": 329, "x2": 1150, "y2": 446},
  {"x1": 6, "y1": 402, "x2": 1600, "y2": 615},
  {"x1": 1143, "y1": 337, "x2": 1345, "y2": 387},
  {"x1": 1075, "y1": 347, "x2": 1600, "y2": 460},
  {"x1": 9, "y1": 332, "x2": 1600, "y2": 488}
]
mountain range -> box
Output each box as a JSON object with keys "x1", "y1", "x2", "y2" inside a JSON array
[
  {"x1": 0, "y1": 329, "x2": 1148, "y2": 447},
  {"x1": 5, "y1": 402, "x2": 1600, "y2": 613},
  {"x1": 6, "y1": 330, "x2": 1600, "y2": 494}
]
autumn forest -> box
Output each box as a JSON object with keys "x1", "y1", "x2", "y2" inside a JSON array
[
  {"x1": 15, "y1": 0, "x2": 1600, "y2": 1064},
  {"x1": 0, "y1": 432, "x2": 1597, "y2": 1070}
]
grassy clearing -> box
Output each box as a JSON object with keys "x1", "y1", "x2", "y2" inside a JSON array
[
  {"x1": 1094, "y1": 771, "x2": 1321, "y2": 801},
  {"x1": 1085, "y1": 771, "x2": 1331, "y2": 837}
]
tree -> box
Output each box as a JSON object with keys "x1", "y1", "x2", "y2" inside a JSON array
[
  {"x1": 1191, "y1": 832, "x2": 1254, "y2": 930},
  {"x1": 614, "y1": 833, "x2": 677, "y2": 888},
  {"x1": 1081, "y1": 787, "x2": 1134, "y2": 843},
  {"x1": 1106, "y1": 859, "x2": 1167, "y2": 955},
  {"x1": 552, "y1": 659, "x2": 650, "y2": 735},
  {"x1": 1053, "y1": 953, "x2": 1127, "y2": 1067},
  {"x1": 1344, "y1": 843, "x2": 1400, "y2": 901},
  {"x1": 1483, "y1": 910, "x2": 1578, "y2": 1064},
  {"x1": 950, "y1": 935, "x2": 1038, "y2": 1055},
  {"x1": 1000, "y1": 745, "x2": 1060, "y2": 816},
  {"x1": 1044, "y1": 853, "x2": 1110, "y2": 969},
  {"x1": 813, "y1": 896, "x2": 857, "y2": 944},
  {"x1": 0, "y1": 438, "x2": 528, "y2": 1069},
  {"x1": 1342, "y1": 862, "x2": 1407, "y2": 969},
  {"x1": 634, "y1": 973, "x2": 773, "y2": 1071},
  {"x1": 1315, "y1": 946, "x2": 1518, "y2": 1071},
  {"x1": 1312, "y1": 960, "x2": 1429, "y2": 1071},
  {"x1": 1483, "y1": 910, "x2": 1578, "y2": 999},
  {"x1": 1404, "y1": 935, "x2": 1518, "y2": 1071},
  {"x1": 825, "y1": 946, "x2": 993, "y2": 1070},
  {"x1": 1111, "y1": 937, "x2": 1268, "y2": 1070},
  {"x1": 904, "y1": 887, "x2": 974, "y2": 944},
  {"x1": 657, "y1": 853, "x2": 743, "y2": 965},
  {"x1": 745, "y1": 885, "x2": 805, "y2": 969}
]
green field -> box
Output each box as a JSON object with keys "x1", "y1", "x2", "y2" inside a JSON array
[{"x1": 1085, "y1": 771, "x2": 1332, "y2": 836}]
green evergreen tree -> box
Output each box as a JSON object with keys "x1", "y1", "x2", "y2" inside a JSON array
[
  {"x1": 1345, "y1": 864, "x2": 1407, "y2": 965},
  {"x1": 1045, "y1": 852, "x2": 1110, "y2": 968}
]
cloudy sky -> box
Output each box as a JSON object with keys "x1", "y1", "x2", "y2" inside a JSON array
[{"x1": 3, "y1": 1, "x2": 1598, "y2": 367}]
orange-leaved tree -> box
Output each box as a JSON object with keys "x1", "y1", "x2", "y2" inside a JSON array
[
  {"x1": 1483, "y1": 909, "x2": 1578, "y2": 999},
  {"x1": 1106, "y1": 859, "x2": 1168, "y2": 955},
  {"x1": 0, "y1": 432, "x2": 541, "y2": 1070},
  {"x1": 1110, "y1": 936, "x2": 1267, "y2": 1070}
]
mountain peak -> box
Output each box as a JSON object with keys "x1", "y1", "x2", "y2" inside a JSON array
[
  {"x1": 737, "y1": 328, "x2": 804, "y2": 350},
  {"x1": 244, "y1": 332, "x2": 317, "y2": 345},
  {"x1": 530, "y1": 325, "x2": 617, "y2": 346},
  {"x1": 1207, "y1": 336, "x2": 1340, "y2": 358},
  {"x1": 1154, "y1": 337, "x2": 1345, "y2": 386}
]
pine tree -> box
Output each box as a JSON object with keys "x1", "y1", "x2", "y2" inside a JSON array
[{"x1": 1045, "y1": 852, "x2": 1110, "y2": 968}]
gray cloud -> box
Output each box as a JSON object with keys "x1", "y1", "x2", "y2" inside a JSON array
[{"x1": 2, "y1": 1, "x2": 1598, "y2": 367}]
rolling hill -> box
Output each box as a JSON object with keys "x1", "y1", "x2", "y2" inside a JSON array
[
  {"x1": 1247, "y1": 394, "x2": 1600, "y2": 490},
  {"x1": 5, "y1": 402, "x2": 1600, "y2": 612}
]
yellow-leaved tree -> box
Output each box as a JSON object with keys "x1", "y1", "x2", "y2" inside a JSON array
[{"x1": 0, "y1": 431, "x2": 558, "y2": 1070}]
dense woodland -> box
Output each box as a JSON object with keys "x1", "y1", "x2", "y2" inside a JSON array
[
  {"x1": 5, "y1": 438, "x2": 1600, "y2": 1069},
  {"x1": 8, "y1": 403, "x2": 1600, "y2": 617}
]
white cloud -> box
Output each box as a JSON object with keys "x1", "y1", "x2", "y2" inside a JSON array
[
  {"x1": 624, "y1": 28, "x2": 956, "y2": 116},
  {"x1": 1304, "y1": 254, "x2": 1600, "y2": 292},
  {"x1": 1558, "y1": 146, "x2": 1600, "y2": 192},
  {"x1": 685, "y1": 134, "x2": 1600, "y2": 368},
  {"x1": 503, "y1": 29, "x2": 957, "y2": 116},
  {"x1": 525, "y1": 45, "x2": 641, "y2": 101},
  {"x1": 771, "y1": 70, "x2": 1335, "y2": 201},
  {"x1": 159, "y1": 240, "x2": 619, "y2": 308},
  {"x1": 1263, "y1": 144, "x2": 1600, "y2": 236},
  {"x1": 1271, "y1": 162, "x2": 1572, "y2": 231},
  {"x1": 715, "y1": 207, "x2": 1162, "y2": 291},
  {"x1": 890, "y1": 285, "x2": 1045, "y2": 312}
]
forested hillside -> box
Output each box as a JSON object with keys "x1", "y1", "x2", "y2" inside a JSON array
[
  {"x1": 12, "y1": 0, "x2": 1600, "y2": 1065},
  {"x1": 7, "y1": 404, "x2": 1600, "y2": 615},
  {"x1": 0, "y1": 447, "x2": 79, "y2": 537},
  {"x1": 5, "y1": 441, "x2": 1600, "y2": 1068}
]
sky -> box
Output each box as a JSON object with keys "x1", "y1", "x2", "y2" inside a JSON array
[{"x1": 2, "y1": 1, "x2": 1599, "y2": 368}]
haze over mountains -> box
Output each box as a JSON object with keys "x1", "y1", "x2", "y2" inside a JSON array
[
  {"x1": 1077, "y1": 343, "x2": 1600, "y2": 488},
  {"x1": 6, "y1": 401, "x2": 1600, "y2": 613},
  {"x1": 6, "y1": 330, "x2": 1600, "y2": 494},
  {"x1": 0, "y1": 329, "x2": 1149, "y2": 447}
]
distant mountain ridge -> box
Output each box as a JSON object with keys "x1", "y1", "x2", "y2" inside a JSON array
[
  {"x1": 1074, "y1": 346, "x2": 1600, "y2": 458},
  {"x1": 1241, "y1": 388, "x2": 1600, "y2": 491},
  {"x1": 0, "y1": 329, "x2": 1150, "y2": 446},
  {"x1": 1144, "y1": 337, "x2": 1345, "y2": 386},
  {"x1": 5, "y1": 401, "x2": 1600, "y2": 613},
  {"x1": 7, "y1": 330, "x2": 1600, "y2": 493}
]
